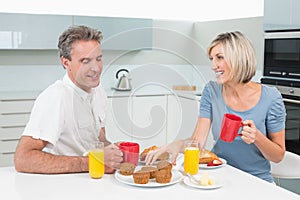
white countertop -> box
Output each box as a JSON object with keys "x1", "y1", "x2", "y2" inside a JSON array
[
  {"x1": 0, "y1": 91, "x2": 41, "y2": 100},
  {"x1": 0, "y1": 89, "x2": 201, "y2": 101},
  {"x1": 1, "y1": 164, "x2": 299, "y2": 200}
]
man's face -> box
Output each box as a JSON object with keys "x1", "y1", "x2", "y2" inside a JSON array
[{"x1": 62, "y1": 40, "x2": 103, "y2": 93}]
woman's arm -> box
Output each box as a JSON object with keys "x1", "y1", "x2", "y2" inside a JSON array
[
  {"x1": 241, "y1": 120, "x2": 285, "y2": 163},
  {"x1": 192, "y1": 117, "x2": 212, "y2": 149}
]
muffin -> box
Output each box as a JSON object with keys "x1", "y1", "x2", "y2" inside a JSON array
[
  {"x1": 155, "y1": 169, "x2": 172, "y2": 184},
  {"x1": 132, "y1": 170, "x2": 150, "y2": 184},
  {"x1": 157, "y1": 161, "x2": 172, "y2": 172},
  {"x1": 119, "y1": 162, "x2": 136, "y2": 176},
  {"x1": 141, "y1": 166, "x2": 158, "y2": 179}
]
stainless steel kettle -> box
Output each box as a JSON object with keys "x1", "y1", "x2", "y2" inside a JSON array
[{"x1": 114, "y1": 69, "x2": 132, "y2": 91}]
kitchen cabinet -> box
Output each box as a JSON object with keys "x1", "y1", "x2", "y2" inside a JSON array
[
  {"x1": 0, "y1": 13, "x2": 152, "y2": 50},
  {"x1": 106, "y1": 95, "x2": 167, "y2": 151},
  {"x1": 166, "y1": 95, "x2": 198, "y2": 142},
  {"x1": 131, "y1": 95, "x2": 167, "y2": 150},
  {"x1": 264, "y1": 0, "x2": 300, "y2": 31},
  {"x1": 0, "y1": 99, "x2": 35, "y2": 167},
  {"x1": 0, "y1": 13, "x2": 72, "y2": 49},
  {"x1": 73, "y1": 16, "x2": 152, "y2": 50},
  {"x1": 105, "y1": 96, "x2": 133, "y2": 143},
  {"x1": 167, "y1": 95, "x2": 215, "y2": 150}
]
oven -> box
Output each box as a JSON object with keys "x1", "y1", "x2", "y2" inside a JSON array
[{"x1": 261, "y1": 30, "x2": 300, "y2": 155}]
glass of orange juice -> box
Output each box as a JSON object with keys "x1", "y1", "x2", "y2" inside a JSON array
[
  {"x1": 88, "y1": 141, "x2": 104, "y2": 179},
  {"x1": 184, "y1": 140, "x2": 200, "y2": 175}
]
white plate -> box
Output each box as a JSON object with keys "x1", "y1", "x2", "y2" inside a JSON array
[
  {"x1": 183, "y1": 176, "x2": 223, "y2": 189},
  {"x1": 115, "y1": 169, "x2": 183, "y2": 187},
  {"x1": 199, "y1": 158, "x2": 227, "y2": 169}
]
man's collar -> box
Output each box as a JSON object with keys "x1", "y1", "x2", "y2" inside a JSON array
[{"x1": 63, "y1": 73, "x2": 94, "y2": 101}]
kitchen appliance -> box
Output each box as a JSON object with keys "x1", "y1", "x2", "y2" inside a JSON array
[
  {"x1": 261, "y1": 30, "x2": 300, "y2": 155},
  {"x1": 113, "y1": 68, "x2": 132, "y2": 91}
]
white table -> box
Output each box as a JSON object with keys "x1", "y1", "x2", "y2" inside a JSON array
[{"x1": 0, "y1": 165, "x2": 299, "y2": 200}]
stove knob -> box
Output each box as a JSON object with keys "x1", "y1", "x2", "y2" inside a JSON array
[{"x1": 289, "y1": 89, "x2": 294, "y2": 94}]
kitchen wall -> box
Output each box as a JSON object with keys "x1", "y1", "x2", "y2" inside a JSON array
[{"x1": 0, "y1": 16, "x2": 264, "y2": 93}]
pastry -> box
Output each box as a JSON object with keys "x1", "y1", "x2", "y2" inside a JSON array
[
  {"x1": 119, "y1": 162, "x2": 136, "y2": 176},
  {"x1": 157, "y1": 161, "x2": 172, "y2": 172},
  {"x1": 132, "y1": 170, "x2": 150, "y2": 184},
  {"x1": 155, "y1": 169, "x2": 172, "y2": 184},
  {"x1": 141, "y1": 166, "x2": 158, "y2": 179},
  {"x1": 139, "y1": 146, "x2": 170, "y2": 161},
  {"x1": 199, "y1": 149, "x2": 220, "y2": 164}
]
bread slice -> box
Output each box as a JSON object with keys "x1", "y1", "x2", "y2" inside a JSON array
[{"x1": 199, "y1": 149, "x2": 219, "y2": 164}]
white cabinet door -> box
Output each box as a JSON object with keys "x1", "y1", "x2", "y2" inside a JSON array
[
  {"x1": 0, "y1": 13, "x2": 72, "y2": 49},
  {"x1": 73, "y1": 16, "x2": 152, "y2": 50},
  {"x1": 106, "y1": 95, "x2": 167, "y2": 150},
  {"x1": 105, "y1": 97, "x2": 133, "y2": 143},
  {"x1": 290, "y1": 0, "x2": 300, "y2": 29},
  {"x1": 167, "y1": 95, "x2": 198, "y2": 142},
  {"x1": 167, "y1": 95, "x2": 215, "y2": 150},
  {"x1": 264, "y1": 0, "x2": 300, "y2": 30},
  {"x1": 0, "y1": 99, "x2": 35, "y2": 166},
  {"x1": 131, "y1": 95, "x2": 167, "y2": 151},
  {"x1": 264, "y1": 0, "x2": 291, "y2": 31}
]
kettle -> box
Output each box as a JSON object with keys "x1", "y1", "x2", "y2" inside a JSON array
[{"x1": 114, "y1": 69, "x2": 132, "y2": 91}]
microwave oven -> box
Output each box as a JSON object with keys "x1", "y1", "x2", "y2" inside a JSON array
[
  {"x1": 262, "y1": 31, "x2": 300, "y2": 155},
  {"x1": 264, "y1": 31, "x2": 300, "y2": 80}
]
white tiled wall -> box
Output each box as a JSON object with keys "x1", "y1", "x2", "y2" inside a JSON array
[{"x1": 101, "y1": 64, "x2": 213, "y2": 94}]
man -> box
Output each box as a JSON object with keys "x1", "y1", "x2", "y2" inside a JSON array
[{"x1": 14, "y1": 25, "x2": 123, "y2": 174}]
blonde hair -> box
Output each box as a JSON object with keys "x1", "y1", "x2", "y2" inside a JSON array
[{"x1": 207, "y1": 31, "x2": 256, "y2": 84}]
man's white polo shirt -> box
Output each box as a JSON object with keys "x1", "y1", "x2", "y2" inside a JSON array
[{"x1": 22, "y1": 73, "x2": 108, "y2": 156}]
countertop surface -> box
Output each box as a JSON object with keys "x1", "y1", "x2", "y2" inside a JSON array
[
  {"x1": 0, "y1": 89, "x2": 201, "y2": 101},
  {"x1": 1, "y1": 162, "x2": 299, "y2": 200}
]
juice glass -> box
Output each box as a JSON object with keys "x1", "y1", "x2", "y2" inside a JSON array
[
  {"x1": 184, "y1": 141, "x2": 199, "y2": 175},
  {"x1": 88, "y1": 141, "x2": 104, "y2": 179}
]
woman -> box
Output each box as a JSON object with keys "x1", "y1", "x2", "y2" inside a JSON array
[{"x1": 146, "y1": 31, "x2": 286, "y2": 183}]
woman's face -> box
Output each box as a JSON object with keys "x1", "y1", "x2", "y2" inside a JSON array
[
  {"x1": 209, "y1": 44, "x2": 231, "y2": 84},
  {"x1": 62, "y1": 40, "x2": 103, "y2": 93}
]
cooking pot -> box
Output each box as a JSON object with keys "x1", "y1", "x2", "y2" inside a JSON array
[{"x1": 114, "y1": 68, "x2": 132, "y2": 91}]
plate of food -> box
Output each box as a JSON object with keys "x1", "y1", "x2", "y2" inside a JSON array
[
  {"x1": 199, "y1": 158, "x2": 227, "y2": 169},
  {"x1": 115, "y1": 161, "x2": 183, "y2": 187},
  {"x1": 183, "y1": 172, "x2": 223, "y2": 189},
  {"x1": 199, "y1": 149, "x2": 226, "y2": 169}
]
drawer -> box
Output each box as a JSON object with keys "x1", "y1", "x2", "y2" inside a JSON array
[
  {"x1": 0, "y1": 140, "x2": 19, "y2": 153},
  {"x1": 0, "y1": 100, "x2": 34, "y2": 114},
  {"x1": 0, "y1": 113, "x2": 30, "y2": 127},
  {"x1": 0, "y1": 153, "x2": 14, "y2": 167},
  {"x1": 0, "y1": 127, "x2": 24, "y2": 140}
]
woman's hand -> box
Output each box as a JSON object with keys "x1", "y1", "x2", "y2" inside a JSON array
[
  {"x1": 241, "y1": 120, "x2": 258, "y2": 144},
  {"x1": 145, "y1": 140, "x2": 184, "y2": 165}
]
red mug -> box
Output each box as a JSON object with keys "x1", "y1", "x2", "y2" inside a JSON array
[
  {"x1": 118, "y1": 142, "x2": 140, "y2": 166},
  {"x1": 220, "y1": 114, "x2": 243, "y2": 142}
]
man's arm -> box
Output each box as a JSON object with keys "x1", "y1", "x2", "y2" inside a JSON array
[
  {"x1": 14, "y1": 136, "x2": 88, "y2": 174},
  {"x1": 98, "y1": 127, "x2": 111, "y2": 146}
]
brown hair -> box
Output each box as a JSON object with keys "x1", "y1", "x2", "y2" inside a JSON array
[{"x1": 58, "y1": 25, "x2": 103, "y2": 61}]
